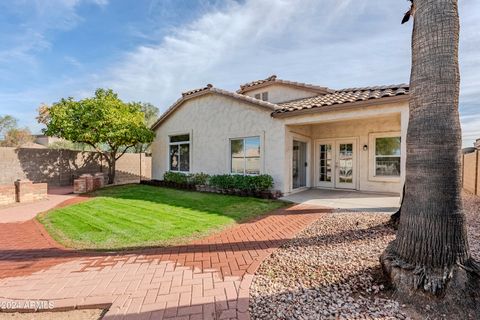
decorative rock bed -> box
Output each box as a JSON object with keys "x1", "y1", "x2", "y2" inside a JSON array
[{"x1": 250, "y1": 193, "x2": 480, "y2": 320}]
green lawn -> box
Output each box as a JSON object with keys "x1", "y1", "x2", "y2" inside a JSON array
[{"x1": 38, "y1": 184, "x2": 286, "y2": 250}]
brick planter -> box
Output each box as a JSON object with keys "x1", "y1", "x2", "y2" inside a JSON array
[
  {"x1": 93, "y1": 173, "x2": 105, "y2": 190},
  {"x1": 0, "y1": 185, "x2": 16, "y2": 206},
  {"x1": 14, "y1": 180, "x2": 47, "y2": 203},
  {"x1": 73, "y1": 178, "x2": 87, "y2": 194},
  {"x1": 80, "y1": 174, "x2": 94, "y2": 192}
]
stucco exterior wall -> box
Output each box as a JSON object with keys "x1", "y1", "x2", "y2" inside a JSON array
[
  {"x1": 282, "y1": 102, "x2": 408, "y2": 194},
  {"x1": 151, "y1": 94, "x2": 287, "y2": 192},
  {"x1": 312, "y1": 115, "x2": 401, "y2": 193},
  {"x1": 243, "y1": 84, "x2": 318, "y2": 103}
]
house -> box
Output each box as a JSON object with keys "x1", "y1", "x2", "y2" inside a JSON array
[
  {"x1": 33, "y1": 135, "x2": 65, "y2": 147},
  {"x1": 151, "y1": 75, "x2": 409, "y2": 195}
]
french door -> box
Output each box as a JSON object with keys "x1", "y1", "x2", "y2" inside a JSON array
[{"x1": 316, "y1": 139, "x2": 356, "y2": 189}]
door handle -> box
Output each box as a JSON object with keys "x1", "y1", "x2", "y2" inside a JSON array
[{"x1": 304, "y1": 162, "x2": 308, "y2": 167}]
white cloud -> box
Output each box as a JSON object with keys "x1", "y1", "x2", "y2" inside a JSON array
[
  {"x1": 106, "y1": 0, "x2": 407, "y2": 102},
  {"x1": 103, "y1": 0, "x2": 479, "y2": 147},
  {"x1": 2, "y1": 0, "x2": 478, "y2": 147}
]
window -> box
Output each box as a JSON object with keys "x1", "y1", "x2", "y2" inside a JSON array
[
  {"x1": 231, "y1": 137, "x2": 261, "y2": 175},
  {"x1": 375, "y1": 136, "x2": 401, "y2": 176},
  {"x1": 261, "y1": 92, "x2": 268, "y2": 101},
  {"x1": 319, "y1": 144, "x2": 332, "y2": 182},
  {"x1": 254, "y1": 92, "x2": 269, "y2": 101},
  {"x1": 169, "y1": 134, "x2": 190, "y2": 172}
]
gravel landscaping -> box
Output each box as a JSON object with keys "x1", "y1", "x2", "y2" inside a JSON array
[{"x1": 250, "y1": 193, "x2": 480, "y2": 320}]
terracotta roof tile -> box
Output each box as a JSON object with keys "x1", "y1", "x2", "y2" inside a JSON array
[
  {"x1": 237, "y1": 75, "x2": 332, "y2": 94},
  {"x1": 273, "y1": 84, "x2": 409, "y2": 115}
]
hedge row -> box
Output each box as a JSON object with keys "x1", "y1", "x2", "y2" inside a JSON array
[{"x1": 163, "y1": 171, "x2": 274, "y2": 191}]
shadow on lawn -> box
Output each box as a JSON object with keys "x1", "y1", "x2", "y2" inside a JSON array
[
  {"x1": 0, "y1": 221, "x2": 391, "y2": 262},
  {"x1": 89, "y1": 184, "x2": 293, "y2": 220}
]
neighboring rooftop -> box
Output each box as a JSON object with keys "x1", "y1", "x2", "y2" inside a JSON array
[
  {"x1": 237, "y1": 75, "x2": 333, "y2": 95},
  {"x1": 273, "y1": 84, "x2": 409, "y2": 116}
]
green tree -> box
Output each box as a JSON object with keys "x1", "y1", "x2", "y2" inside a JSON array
[
  {"x1": 0, "y1": 115, "x2": 17, "y2": 139},
  {"x1": 139, "y1": 102, "x2": 159, "y2": 127},
  {"x1": 133, "y1": 102, "x2": 159, "y2": 153},
  {"x1": 381, "y1": 0, "x2": 479, "y2": 316},
  {"x1": 1, "y1": 128, "x2": 34, "y2": 147},
  {"x1": 38, "y1": 89, "x2": 155, "y2": 184}
]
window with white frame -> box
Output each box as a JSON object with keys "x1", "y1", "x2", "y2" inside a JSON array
[
  {"x1": 231, "y1": 137, "x2": 261, "y2": 175},
  {"x1": 375, "y1": 136, "x2": 401, "y2": 176},
  {"x1": 254, "y1": 92, "x2": 269, "y2": 101},
  {"x1": 169, "y1": 134, "x2": 190, "y2": 172}
]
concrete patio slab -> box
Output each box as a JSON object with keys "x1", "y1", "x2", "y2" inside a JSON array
[{"x1": 281, "y1": 188, "x2": 400, "y2": 212}]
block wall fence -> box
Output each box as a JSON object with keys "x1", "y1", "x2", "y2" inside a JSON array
[
  {"x1": 463, "y1": 150, "x2": 480, "y2": 196},
  {"x1": 0, "y1": 147, "x2": 151, "y2": 187}
]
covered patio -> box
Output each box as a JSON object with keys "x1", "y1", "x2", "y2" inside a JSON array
[{"x1": 281, "y1": 188, "x2": 400, "y2": 212}]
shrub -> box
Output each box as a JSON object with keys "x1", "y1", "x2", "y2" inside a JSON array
[
  {"x1": 208, "y1": 174, "x2": 233, "y2": 190},
  {"x1": 208, "y1": 174, "x2": 274, "y2": 191},
  {"x1": 164, "y1": 171, "x2": 189, "y2": 184},
  {"x1": 188, "y1": 172, "x2": 209, "y2": 185},
  {"x1": 250, "y1": 174, "x2": 274, "y2": 191},
  {"x1": 163, "y1": 172, "x2": 274, "y2": 192}
]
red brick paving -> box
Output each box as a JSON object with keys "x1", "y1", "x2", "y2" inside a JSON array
[{"x1": 0, "y1": 204, "x2": 330, "y2": 319}]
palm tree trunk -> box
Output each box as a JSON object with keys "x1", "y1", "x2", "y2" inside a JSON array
[
  {"x1": 380, "y1": 0, "x2": 479, "y2": 315},
  {"x1": 389, "y1": 184, "x2": 404, "y2": 228}
]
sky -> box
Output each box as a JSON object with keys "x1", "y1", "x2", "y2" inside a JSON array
[{"x1": 0, "y1": 0, "x2": 479, "y2": 147}]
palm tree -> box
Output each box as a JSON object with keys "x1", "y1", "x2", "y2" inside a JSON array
[{"x1": 380, "y1": 0, "x2": 479, "y2": 315}]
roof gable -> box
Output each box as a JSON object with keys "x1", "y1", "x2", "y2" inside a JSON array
[{"x1": 151, "y1": 85, "x2": 278, "y2": 130}]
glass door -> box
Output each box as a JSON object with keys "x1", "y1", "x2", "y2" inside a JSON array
[
  {"x1": 335, "y1": 140, "x2": 356, "y2": 189},
  {"x1": 292, "y1": 140, "x2": 307, "y2": 189},
  {"x1": 317, "y1": 141, "x2": 334, "y2": 188}
]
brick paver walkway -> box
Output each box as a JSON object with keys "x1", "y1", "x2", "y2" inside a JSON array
[
  {"x1": 0, "y1": 204, "x2": 330, "y2": 319},
  {"x1": 0, "y1": 186, "x2": 81, "y2": 223}
]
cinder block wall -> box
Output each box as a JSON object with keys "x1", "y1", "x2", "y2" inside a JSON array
[
  {"x1": 463, "y1": 150, "x2": 479, "y2": 195},
  {"x1": 477, "y1": 152, "x2": 480, "y2": 195},
  {"x1": 114, "y1": 153, "x2": 152, "y2": 184},
  {"x1": 0, "y1": 147, "x2": 151, "y2": 186}
]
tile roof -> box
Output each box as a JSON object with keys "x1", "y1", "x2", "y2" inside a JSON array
[
  {"x1": 237, "y1": 75, "x2": 332, "y2": 94},
  {"x1": 273, "y1": 84, "x2": 409, "y2": 116},
  {"x1": 182, "y1": 84, "x2": 213, "y2": 97},
  {"x1": 152, "y1": 80, "x2": 410, "y2": 130}
]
